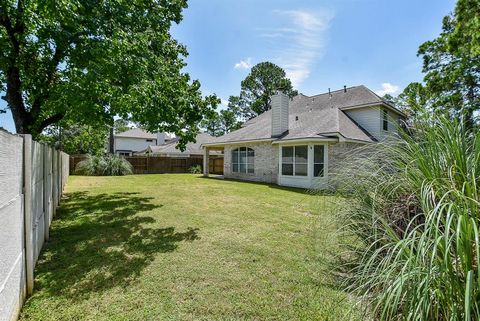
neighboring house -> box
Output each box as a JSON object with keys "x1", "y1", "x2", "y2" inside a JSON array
[
  {"x1": 137, "y1": 133, "x2": 224, "y2": 174},
  {"x1": 202, "y1": 85, "x2": 405, "y2": 189},
  {"x1": 140, "y1": 133, "x2": 219, "y2": 157},
  {"x1": 114, "y1": 128, "x2": 172, "y2": 156}
]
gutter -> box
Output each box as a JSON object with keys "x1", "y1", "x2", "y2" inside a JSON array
[
  {"x1": 271, "y1": 137, "x2": 338, "y2": 144},
  {"x1": 201, "y1": 137, "x2": 275, "y2": 148}
]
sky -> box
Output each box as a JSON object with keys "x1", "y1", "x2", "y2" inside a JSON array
[{"x1": 0, "y1": 0, "x2": 456, "y2": 133}]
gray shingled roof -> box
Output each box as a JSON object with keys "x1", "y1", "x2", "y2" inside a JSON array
[
  {"x1": 115, "y1": 128, "x2": 157, "y2": 139},
  {"x1": 146, "y1": 133, "x2": 219, "y2": 155},
  {"x1": 206, "y1": 85, "x2": 399, "y2": 145}
]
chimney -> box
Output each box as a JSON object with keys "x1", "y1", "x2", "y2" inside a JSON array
[
  {"x1": 156, "y1": 132, "x2": 166, "y2": 145},
  {"x1": 343, "y1": 85, "x2": 347, "y2": 93},
  {"x1": 271, "y1": 91, "x2": 289, "y2": 137}
]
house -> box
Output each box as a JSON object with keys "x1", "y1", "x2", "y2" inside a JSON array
[
  {"x1": 114, "y1": 128, "x2": 172, "y2": 156},
  {"x1": 139, "y1": 133, "x2": 219, "y2": 157},
  {"x1": 202, "y1": 85, "x2": 405, "y2": 189}
]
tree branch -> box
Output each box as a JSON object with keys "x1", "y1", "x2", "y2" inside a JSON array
[
  {"x1": 31, "y1": 46, "x2": 65, "y2": 116},
  {"x1": 38, "y1": 113, "x2": 65, "y2": 132}
]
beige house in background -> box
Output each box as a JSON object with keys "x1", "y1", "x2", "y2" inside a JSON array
[
  {"x1": 202, "y1": 85, "x2": 405, "y2": 189},
  {"x1": 114, "y1": 128, "x2": 173, "y2": 156}
]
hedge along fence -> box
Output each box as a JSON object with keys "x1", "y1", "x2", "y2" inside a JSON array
[{"x1": 0, "y1": 131, "x2": 69, "y2": 321}]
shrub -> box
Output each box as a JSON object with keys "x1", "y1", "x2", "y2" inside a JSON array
[
  {"x1": 75, "y1": 154, "x2": 133, "y2": 176},
  {"x1": 189, "y1": 164, "x2": 202, "y2": 174},
  {"x1": 334, "y1": 117, "x2": 480, "y2": 321}
]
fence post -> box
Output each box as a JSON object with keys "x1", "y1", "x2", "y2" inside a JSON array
[
  {"x1": 43, "y1": 145, "x2": 50, "y2": 241},
  {"x1": 58, "y1": 151, "x2": 62, "y2": 201},
  {"x1": 52, "y1": 151, "x2": 55, "y2": 217},
  {"x1": 23, "y1": 134, "x2": 34, "y2": 296}
]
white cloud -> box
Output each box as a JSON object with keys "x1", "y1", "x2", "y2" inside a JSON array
[
  {"x1": 234, "y1": 57, "x2": 253, "y2": 70},
  {"x1": 376, "y1": 83, "x2": 400, "y2": 96},
  {"x1": 257, "y1": 9, "x2": 334, "y2": 87}
]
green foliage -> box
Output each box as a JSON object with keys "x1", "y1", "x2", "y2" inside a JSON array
[
  {"x1": 114, "y1": 119, "x2": 131, "y2": 134},
  {"x1": 200, "y1": 108, "x2": 242, "y2": 137},
  {"x1": 334, "y1": 117, "x2": 480, "y2": 320},
  {"x1": 231, "y1": 62, "x2": 297, "y2": 120},
  {"x1": 75, "y1": 154, "x2": 132, "y2": 176},
  {"x1": 188, "y1": 164, "x2": 202, "y2": 174},
  {"x1": 398, "y1": 0, "x2": 480, "y2": 128},
  {"x1": 38, "y1": 122, "x2": 107, "y2": 155},
  {"x1": 0, "y1": 0, "x2": 218, "y2": 150}
]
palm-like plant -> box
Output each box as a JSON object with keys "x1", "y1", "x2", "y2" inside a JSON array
[
  {"x1": 334, "y1": 117, "x2": 479, "y2": 320},
  {"x1": 75, "y1": 154, "x2": 132, "y2": 176}
]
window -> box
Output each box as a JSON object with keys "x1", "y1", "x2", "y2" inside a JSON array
[
  {"x1": 146, "y1": 139, "x2": 154, "y2": 142},
  {"x1": 282, "y1": 145, "x2": 308, "y2": 176},
  {"x1": 382, "y1": 109, "x2": 389, "y2": 131},
  {"x1": 314, "y1": 145, "x2": 325, "y2": 177},
  {"x1": 232, "y1": 147, "x2": 254, "y2": 173},
  {"x1": 118, "y1": 152, "x2": 130, "y2": 156}
]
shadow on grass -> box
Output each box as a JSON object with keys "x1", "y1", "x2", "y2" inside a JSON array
[
  {"x1": 33, "y1": 191, "x2": 199, "y2": 299},
  {"x1": 199, "y1": 176, "x2": 319, "y2": 195}
]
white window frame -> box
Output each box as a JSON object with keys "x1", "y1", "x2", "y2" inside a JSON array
[
  {"x1": 313, "y1": 145, "x2": 326, "y2": 178},
  {"x1": 382, "y1": 108, "x2": 389, "y2": 131},
  {"x1": 278, "y1": 142, "x2": 328, "y2": 180},
  {"x1": 231, "y1": 147, "x2": 254, "y2": 174},
  {"x1": 280, "y1": 145, "x2": 308, "y2": 177}
]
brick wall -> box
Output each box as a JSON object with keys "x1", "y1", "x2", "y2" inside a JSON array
[{"x1": 223, "y1": 142, "x2": 279, "y2": 184}]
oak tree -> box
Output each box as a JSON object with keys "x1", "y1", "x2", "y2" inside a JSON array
[{"x1": 0, "y1": 0, "x2": 218, "y2": 149}]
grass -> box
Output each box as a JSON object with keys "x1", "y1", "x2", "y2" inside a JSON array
[{"x1": 19, "y1": 174, "x2": 360, "y2": 321}]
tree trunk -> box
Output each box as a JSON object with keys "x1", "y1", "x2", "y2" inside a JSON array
[
  {"x1": 109, "y1": 125, "x2": 114, "y2": 154},
  {"x1": 6, "y1": 65, "x2": 31, "y2": 134}
]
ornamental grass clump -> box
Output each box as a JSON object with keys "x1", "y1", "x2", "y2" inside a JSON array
[
  {"x1": 189, "y1": 164, "x2": 202, "y2": 174},
  {"x1": 75, "y1": 154, "x2": 132, "y2": 176},
  {"x1": 334, "y1": 116, "x2": 480, "y2": 321}
]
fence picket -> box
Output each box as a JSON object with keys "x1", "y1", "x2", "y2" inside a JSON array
[{"x1": 0, "y1": 131, "x2": 69, "y2": 321}]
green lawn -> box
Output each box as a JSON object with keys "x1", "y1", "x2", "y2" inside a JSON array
[{"x1": 20, "y1": 174, "x2": 359, "y2": 321}]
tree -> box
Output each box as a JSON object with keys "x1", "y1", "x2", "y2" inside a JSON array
[
  {"x1": 219, "y1": 109, "x2": 242, "y2": 134},
  {"x1": 0, "y1": 0, "x2": 218, "y2": 149},
  {"x1": 235, "y1": 62, "x2": 297, "y2": 120},
  {"x1": 395, "y1": 83, "x2": 429, "y2": 118},
  {"x1": 114, "y1": 119, "x2": 130, "y2": 134},
  {"x1": 200, "y1": 112, "x2": 223, "y2": 137},
  {"x1": 200, "y1": 108, "x2": 242, "y2": 137},
  {"x1": 414, "y1": 0, "x2": 480, "y2": 129},
  {"x1": 38, "y1": 122, "x2": 107, "y2": 155}
]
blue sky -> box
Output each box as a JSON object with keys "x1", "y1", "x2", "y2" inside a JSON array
[{"x1": 0, "y1": 0, "x2": 456, "y2": 132}]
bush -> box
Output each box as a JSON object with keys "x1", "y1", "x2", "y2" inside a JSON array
[
  {"x1": 75, "y1": 154, "x2": 133, "y2": 176},
  {"x1": 334, "y1": 117, "x2": 480, "y2": 321},
  {"x1": 189, "y1": 164, "x2": 202, "y2": 174}
]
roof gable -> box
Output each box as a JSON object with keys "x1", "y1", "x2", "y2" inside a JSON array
[
  {"x1": 210, "y1": 85, "x2": 392, "y2": 144},
  {"x1": 115, "y1": 128, "x2": 157, "y2": 139}
]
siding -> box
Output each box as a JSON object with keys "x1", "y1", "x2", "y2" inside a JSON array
[
  {"x1": 271, "y1": 93, "x2": 289, "y2": 137},
  {"x1": 344, "y1": 106, "x2": 400, "y2": 141},
  {"x1": 344, "y1": 106, "x2": 382, "y2": 140},
  {"x1": 114, "y1": 137, "x2": 156, "y2": 154}
]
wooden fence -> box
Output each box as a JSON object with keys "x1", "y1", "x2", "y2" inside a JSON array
[
  {"x1": 0, "y1": 131, "x2": 69, "y2": 321},
  {"x1": 70, "y1": 155, "x2": 223, "y2": 175}
]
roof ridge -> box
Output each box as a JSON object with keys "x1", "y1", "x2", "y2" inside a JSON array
[
  {"x1": 304, "y1": 85, "x2": 362, "y2": 98},
  {"x1": 358, "y1": 85, "x2": 387, "y2": 102}
]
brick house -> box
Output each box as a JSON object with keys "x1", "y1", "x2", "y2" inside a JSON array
[{"x1": 202, "y1": 85, "x2": 405, "y2": 189}]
